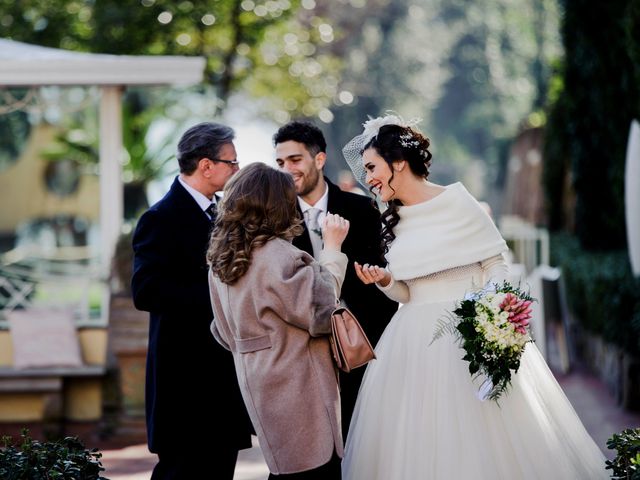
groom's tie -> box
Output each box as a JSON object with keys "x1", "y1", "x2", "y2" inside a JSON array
[{"x1": 304, "y1": 207, "x2": 323, "y2": 258}]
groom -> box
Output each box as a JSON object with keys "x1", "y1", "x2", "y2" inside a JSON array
[{"x1": 274, "y1": 120, "x2": 398, "y2": 439}]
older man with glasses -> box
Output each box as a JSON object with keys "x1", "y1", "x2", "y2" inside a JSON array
[{"x1": 132, "y1": 122, "x2": 252, "y2": 479}]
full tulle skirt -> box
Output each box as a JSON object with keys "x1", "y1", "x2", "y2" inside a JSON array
[{"x1": 342, "y1": 300, "x2": 608, "y2": 479}]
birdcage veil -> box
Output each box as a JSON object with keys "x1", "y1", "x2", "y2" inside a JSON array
[{"x1": 342, "y1": 113, "x2": 421, "y2": 189}]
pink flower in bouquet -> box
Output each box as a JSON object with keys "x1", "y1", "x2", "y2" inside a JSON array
[
  {"x1": 500, "y1": 293, "x2": 532, "y2": 334},
  {"x1": 433, "y1": 282, "x2": 536, "y2": 402}
]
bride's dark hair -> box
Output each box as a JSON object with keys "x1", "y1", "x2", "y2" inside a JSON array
[
  {"x1": 207, "y1": 162, "x2": 303, "y2": 284},
  {"x1": 362, "y1": 124, "x2": 432, "y2": 255}
]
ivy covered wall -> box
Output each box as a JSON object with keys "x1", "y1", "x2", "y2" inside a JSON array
[{"x1": 544, "y1": 0, "x2": 640, "y2": 250}]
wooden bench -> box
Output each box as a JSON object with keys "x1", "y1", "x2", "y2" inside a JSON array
[
  {"x1": 0, "y1": 257, "x2": 108, "y2": 425},
  {"x1": 0, "y1": 365, "x2": 107, "y2": 424}
]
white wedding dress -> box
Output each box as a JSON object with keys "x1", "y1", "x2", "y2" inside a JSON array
[{"x1": 342, "y1": 183, "x2": 607, "y2": 479}]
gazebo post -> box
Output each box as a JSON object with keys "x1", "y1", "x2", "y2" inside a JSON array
[{"x1": 98, "y1": 85, "x2": 124, "y2": 280}]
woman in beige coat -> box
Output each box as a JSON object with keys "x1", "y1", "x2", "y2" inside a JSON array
[{"x1": 207, "y1": 162, "x2": 349, "y2": 479}]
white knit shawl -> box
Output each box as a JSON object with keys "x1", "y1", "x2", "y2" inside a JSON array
[{"x1": 386, "y1": 182, "x2": 508, "y2": 280}]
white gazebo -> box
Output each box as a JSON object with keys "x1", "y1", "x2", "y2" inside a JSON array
[{"x1": 0, "y1": 38, "x2": 206, "y2": 272}]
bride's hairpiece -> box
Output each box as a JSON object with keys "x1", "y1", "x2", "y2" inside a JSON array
[{"x1": 342, "y1": 111, "x2": 422, "y2": 188}]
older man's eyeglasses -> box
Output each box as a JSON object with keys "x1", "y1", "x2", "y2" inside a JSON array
[{"x1": 208, "y1": 158, "x2": 239, "y2": 166}]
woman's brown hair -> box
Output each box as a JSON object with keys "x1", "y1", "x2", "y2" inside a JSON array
[{"x1": 207, "y1": 162, "x2": 303, "y2": 284}]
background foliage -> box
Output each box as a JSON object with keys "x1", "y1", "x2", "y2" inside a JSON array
[
  {"x1": 0, "y1": 0, "x2": 564, "y2": 190},
  {"x1": 0, "y1": 0, "x2": 349, "y2": 122},
  {"x1": 319, "y1": 0, "x2": 561, "y2": 190},
  {"x1": 543, "y1": 0, "x2": 640, "y2": 250},
  {"x1": 542, "y1": 0, "x2": 640, "y2": 357},
  {"x1": 551, "y1": 233, "x2": 640, "y2": 356}
]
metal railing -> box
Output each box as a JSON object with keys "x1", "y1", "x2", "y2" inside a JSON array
[
  {"x1": 0, "y1": 246, "x2": 107, "y2": 329},
  {"x1": 499, "y1": 215, "x2": 550, "y2": 275},
  {"x1": 497, "y1": 215, "x2": 572, "y2": 372}
]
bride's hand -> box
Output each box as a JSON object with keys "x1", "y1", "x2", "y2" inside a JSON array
[{"x1": 354, "y1": 262, "x2": 391, "y2": 287}]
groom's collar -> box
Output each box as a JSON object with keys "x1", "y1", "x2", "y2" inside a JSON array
[{"x1": 298, "y1": 183, "x2": 329, "y2": 214}]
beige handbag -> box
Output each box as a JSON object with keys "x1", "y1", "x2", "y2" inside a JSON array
[{"x1": 329, "y1": 306, "x2": 376, "y2": 372}]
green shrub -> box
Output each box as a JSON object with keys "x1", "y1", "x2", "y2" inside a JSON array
[
  {"x1": 551, "y1": 233, "x2": 640, "y2": 355},
  {"x1": 543, "y1": 0, "x2": 640, "y2": 249},
  {"x1": 606, "y1": 427, "x2": 640, "y2": 479},
  {"x1": 0, "y1": 430, "x2": 108, "y2": 480}
]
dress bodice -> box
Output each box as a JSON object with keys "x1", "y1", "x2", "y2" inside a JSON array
[{"x1": 405, "y1": 262, "x2": 485, "y2": 304}]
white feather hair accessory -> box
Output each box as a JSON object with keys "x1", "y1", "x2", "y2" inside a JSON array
[{"x1": 342, "y1": 112, "x2": 421, "y2": 188}]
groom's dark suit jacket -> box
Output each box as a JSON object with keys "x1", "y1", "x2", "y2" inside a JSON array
[
  {"x1": 294, "y1": 178, "x2": 398, "y2": 438},
  {"x1": 131, "y1": 177, "x2": 252, "y2": 454}
]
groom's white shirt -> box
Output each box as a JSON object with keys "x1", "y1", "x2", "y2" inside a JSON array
[{"x1": 297, "y1": 184, "x2": 329, "y2": 226}]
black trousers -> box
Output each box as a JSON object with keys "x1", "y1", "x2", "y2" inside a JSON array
[
  {"x1": 151, "y1": 449, "x2": 239, "y2": 480},
  {"x1": 340, "y1": 368, "x2": 366, "y2": 441},
  {"x1": 267, "y1": 452, "x2": 341, "y2": 480}
]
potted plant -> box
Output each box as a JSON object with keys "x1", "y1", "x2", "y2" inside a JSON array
[{"x1": 0, "y1": 429, "x2": 108, "y2": 479}]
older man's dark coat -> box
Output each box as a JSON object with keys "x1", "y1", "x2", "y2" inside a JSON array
[{"x1": 132, "y1": 177, "x2": 252, "y2": 454}]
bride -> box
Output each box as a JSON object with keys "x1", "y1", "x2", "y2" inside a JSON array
[{"x1": 340, "y1": 115, "x2": 607, "y2": 479}]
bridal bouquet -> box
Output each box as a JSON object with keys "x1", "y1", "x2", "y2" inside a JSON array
[{"x1": 433, "y1": 282, "x2": 534, "y2": 402}]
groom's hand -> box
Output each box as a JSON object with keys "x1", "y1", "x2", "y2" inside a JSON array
[{"x1": 354, "y1": 262, "x2": 391, "y2": 287}]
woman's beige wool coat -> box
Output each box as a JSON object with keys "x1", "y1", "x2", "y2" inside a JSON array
[{"x1": 209, "y1": 238, "x2": 347, "y2": 475}]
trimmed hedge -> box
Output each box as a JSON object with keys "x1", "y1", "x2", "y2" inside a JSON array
[{"x1": 551, "y1": 233, "x2": 640, "y2": 355}]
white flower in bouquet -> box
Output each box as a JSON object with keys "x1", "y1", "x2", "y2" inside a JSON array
[{"x1": 432, "y1": 282, "x2": 535, "y2": 402}]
